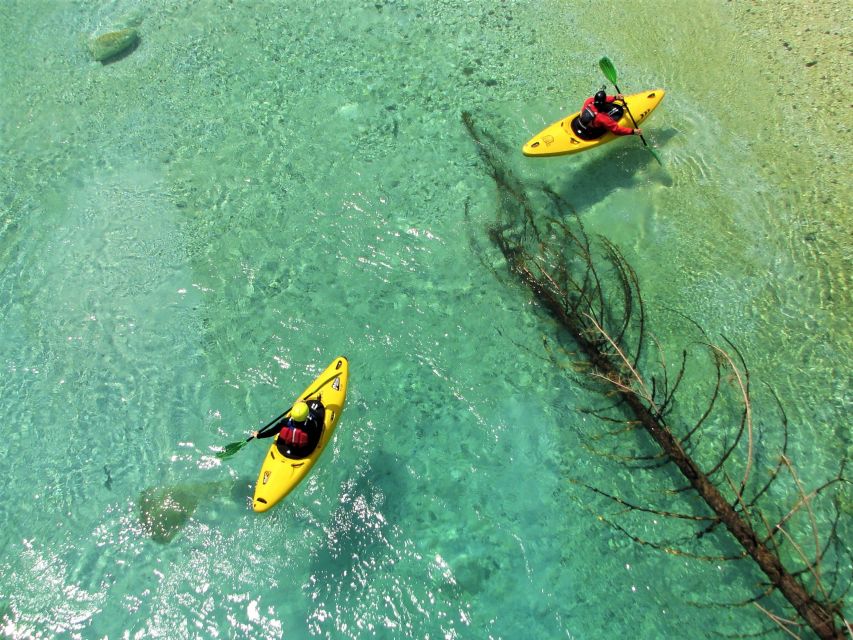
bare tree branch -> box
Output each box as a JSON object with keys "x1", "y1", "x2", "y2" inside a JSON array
[{"x1": 461, "y1": 112, "x2": 848, "y2": 639}]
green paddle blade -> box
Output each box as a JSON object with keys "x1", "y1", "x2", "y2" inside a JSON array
[
  {"x1": 598, "y1": 56, "x2": 618, "y2": 85},
  {"x1": 216, "y1": 439, "x2": 249, "y2": 460},
  {"x1": 647, "y1": 145, "x2": 663, "y2": 166},
  {"x1": 599, "y1": 55, "x2": 663, "y2": 166}
]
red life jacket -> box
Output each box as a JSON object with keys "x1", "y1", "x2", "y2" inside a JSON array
[{"x1": 279, "y1": 424, "x2": 308, "y2": 446}]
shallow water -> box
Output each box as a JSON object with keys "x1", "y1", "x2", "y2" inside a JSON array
[{"x1": 1, "y1": 1, "x2": 849, "y2": 638}]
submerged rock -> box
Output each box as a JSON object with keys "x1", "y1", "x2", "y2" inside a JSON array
[
  {"x1": 138, "y1": 485, "x2": 200, "y2": 544},
  {"x1": 138, "y1": 479, "x2": 234, "y2": 543},
  {"x1": 89, "y1": 28, "x2": 139, "y2": 62}
]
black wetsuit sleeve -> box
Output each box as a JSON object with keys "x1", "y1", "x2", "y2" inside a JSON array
[{"x1": 257, "y1": 419, "x2": 285, "y2": 439}]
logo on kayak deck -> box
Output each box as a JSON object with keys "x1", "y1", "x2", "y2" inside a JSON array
[
  {"x1": 263, "y1": 470, "x2": 271, "y2": 485},
  {"x1": 332, "y1": 376, "x2": 340, "y2": 391}
]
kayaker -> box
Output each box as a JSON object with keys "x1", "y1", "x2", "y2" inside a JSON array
[
  {"x1": 254, "y1": 400, "x2": 324, "y2": 458},
  {"x1": 574, "y1": 89, "x2": 642, "y2": 139}
]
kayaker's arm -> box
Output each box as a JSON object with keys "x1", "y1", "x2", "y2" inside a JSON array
[
  {"x1": 253, "y1": 400, "x2": 323, "y2": 439},
  {"x1": 255, "y1": 420, "x2": 283, "y2": 439},
  {"x1": 598, "y1": 117, "x2": 636, "y2": 137},
  {"x1": 609, "y1": 95, "x2": 640, "y2": 134}
]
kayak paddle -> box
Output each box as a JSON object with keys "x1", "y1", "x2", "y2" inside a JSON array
[
  {"x1": 215, "y1": 371, "x2": 342, "y2": 460},
  {"x1": 215, "y1": 409, "x2": 287, "y2": 459},
  {"x1": 598, "y1": 56, "x2": 662, "y2": 166}
]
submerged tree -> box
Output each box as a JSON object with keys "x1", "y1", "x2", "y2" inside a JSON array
[{"x1": 461, "y1": 112, "x2": 850, "y2": 639}]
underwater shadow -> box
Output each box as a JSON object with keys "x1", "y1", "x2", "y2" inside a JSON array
[
  {"x1": 548, "y1": 126, "x2": 679, "y2": 213},
  {"x1": 303, "y1": 435, "x2": 477, "y2": 603},
  {"x1": 314, "y1": 447, "x2": 403, "y2": 562},
  {"x1": 302, "y1": 439, "x2": 442, "y2": 577}
]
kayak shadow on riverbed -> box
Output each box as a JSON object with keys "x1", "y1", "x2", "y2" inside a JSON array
[
  {"x1": 305, "y1": 440, "x2": 483, "y2": 601},
  {"x1": 138, "y1": 477, "x2": 248, "y2": 544},
  {"x1": 551, "y1": 127, "x2": 678, "y2": 214}
]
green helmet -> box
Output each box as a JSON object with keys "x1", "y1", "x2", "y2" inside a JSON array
[{"x1": 290, "y1": 401, "x2": 309, "y2": 422}]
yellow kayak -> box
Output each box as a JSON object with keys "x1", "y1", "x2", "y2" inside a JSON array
[
  {"x1": 252, "y1": 356, "x2": 349, "y2": 513},
  {"x1": 522, "y1": 89, "x2": 665, "y2": 157}
]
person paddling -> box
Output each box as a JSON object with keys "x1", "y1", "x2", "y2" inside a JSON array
[
  {"x1": 254, "y1": 400, "x2": 324, "y2": 458},
  {"x1": 574, "y1": 89, "x2": 642, "y2": 140}
]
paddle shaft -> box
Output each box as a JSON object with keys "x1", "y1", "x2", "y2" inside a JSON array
[
  {"x1": 612, "y1": 82, "x2": 650, "y2": 147},
  {"x1": 218, "y1": 369, "x2": 345, "y2": 460},
  {"x1": 599, "y1": 56, "x2": 661, "y2": 165},
  {"x1": 253, "y1": 370, "x2": 341, "y2": 439}
]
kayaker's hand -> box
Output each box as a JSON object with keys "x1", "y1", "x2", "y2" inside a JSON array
[
  {"x1": 615, "y1": 93, "x2": 624, "y2": 101},
  {"x1": 633, "y1": 128, "x2": 642, "y2": 136},
  {"x1": 252, "y1": 430, "x2": 259, "y2": 438}
]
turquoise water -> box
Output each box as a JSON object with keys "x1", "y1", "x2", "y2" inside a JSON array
[{"x1": 1, "y1": 1, "x2": 849, "y2": 638}]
